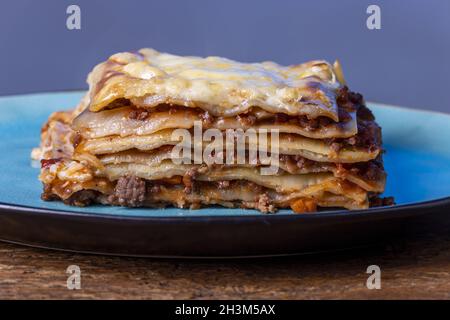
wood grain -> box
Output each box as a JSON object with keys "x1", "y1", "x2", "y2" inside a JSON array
[{"x1": 0, "y1": 212, "x2": 449, "y2": 300}]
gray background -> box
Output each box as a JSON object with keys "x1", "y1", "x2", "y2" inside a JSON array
[{"x1": 1, "y1": 0, "x2": 449, "y2": 112}]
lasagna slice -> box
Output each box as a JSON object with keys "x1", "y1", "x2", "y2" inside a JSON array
[{"x1": 32, "y1": 49, "x2": 393, "y2": 213}]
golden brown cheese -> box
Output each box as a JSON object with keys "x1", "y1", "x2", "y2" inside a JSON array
[{"x1": 87, "y1": 49, "x2": 344, "y2": 120}]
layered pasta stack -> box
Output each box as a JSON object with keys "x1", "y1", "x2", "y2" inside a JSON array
[{"x1": 33, "y1": 49, "x2": 392, "y2": 213}]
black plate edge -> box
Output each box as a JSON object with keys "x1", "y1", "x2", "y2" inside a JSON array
[
  {"x1": 0, "y1": 198, "x2": 448, "y2": 259},
  {"x1": 1, "y1": 196, "x2": 449, "y2": 224}
]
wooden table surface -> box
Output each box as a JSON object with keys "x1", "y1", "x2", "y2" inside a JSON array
[{"x1": 0, "y1": 211, "x2": 449, "y2": 300}]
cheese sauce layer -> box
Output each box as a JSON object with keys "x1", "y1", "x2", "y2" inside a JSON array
[{"x1": 88, "y1": 49, "x2": 344, "y2": 120}]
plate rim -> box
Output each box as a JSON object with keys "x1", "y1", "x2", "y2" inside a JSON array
[{"x1": 1, "y1": 196, "x2": 449, "y2": 222}]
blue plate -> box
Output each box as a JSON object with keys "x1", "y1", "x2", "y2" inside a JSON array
[{"x1": 0, "y1": 91, "x2": 449, "y2": 257}]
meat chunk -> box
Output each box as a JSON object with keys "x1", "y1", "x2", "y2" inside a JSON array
[
  {"x1": 217, "y1": 180, "x2": 231, "y2": 189},
  {"x1": 200, "y1": 111, "x2": 214, "y2": 126},
  {"x1": 183, "y1": 168, "x2": 199, "y2": 194},
  {"x1": 256, "y1": 193, "x2": 276, "y2": 213},
  {"x1": 63, "y1": 190, "x2": 99, "y2": 207},
  {"x1": 336, "y1": 86, "x2": 359, "y2": 112},
  {"x1": 40, "y1": 158, "x2": 62, "y2": 169},
  {"x1": 369, "y1": 196, "x2": 395, "y2": 207},
  {"x1": 129, "y1": 108, "x2": 149, "y2": 120},
  {"x1": 108, "y1": 175, "x2": 146, "y2": 207},
  {"x1": 326, "y1": 119, "x2": 381, "y2": 153},
  {"x1": 236, "y1": 113, "x2": 257, "y2": 127},
  {"x1": 182, "y1": 166, "x2": 208, "y2": 193}
]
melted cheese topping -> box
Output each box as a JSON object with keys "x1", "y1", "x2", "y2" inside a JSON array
[{"x1": 87, "y1": 49, "x2": 343, "y2": 120}]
